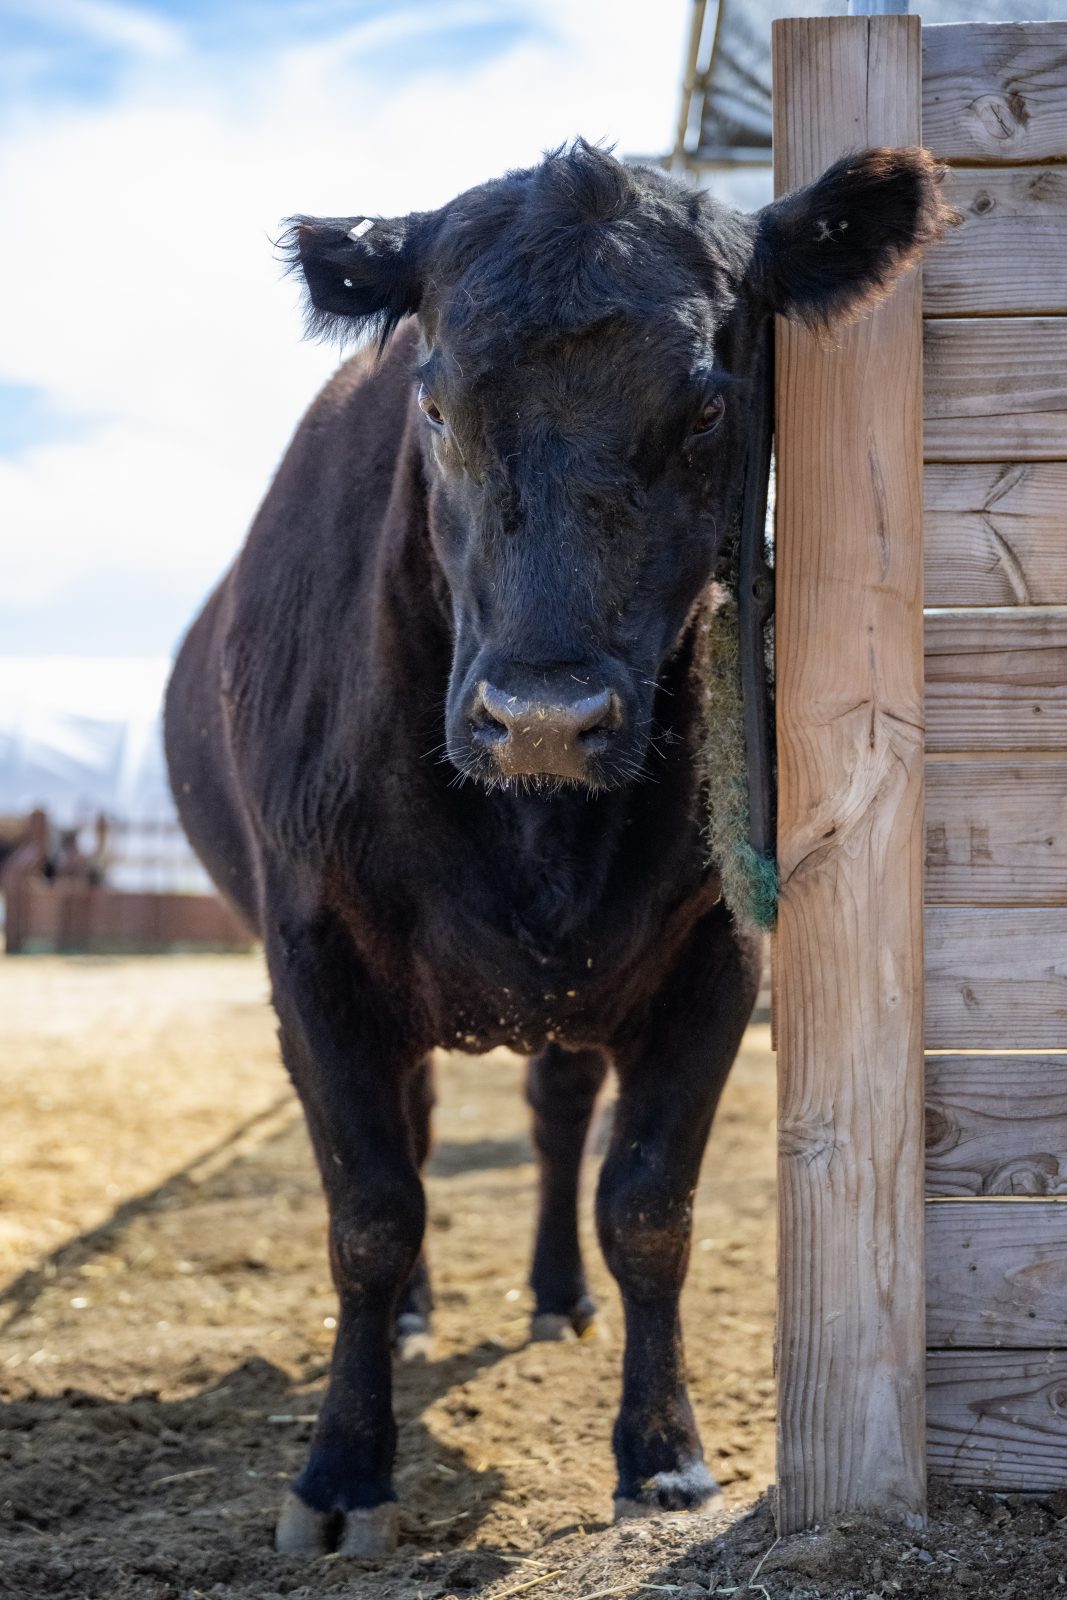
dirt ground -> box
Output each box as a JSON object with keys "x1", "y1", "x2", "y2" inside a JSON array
[{"x1": 2, "y1": 956, "x2": 1065, "y2": 1600}]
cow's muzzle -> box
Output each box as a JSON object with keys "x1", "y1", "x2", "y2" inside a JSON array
[{"x1": 468, "y1": 671, "x2": 622, "y2": 781}]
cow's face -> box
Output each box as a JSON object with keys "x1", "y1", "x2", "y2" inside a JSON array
[{"x1": 288, "y1": 142, "x2": 953, "y2": 791}]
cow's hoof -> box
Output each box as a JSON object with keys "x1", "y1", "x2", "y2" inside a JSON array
[
  {"x1": 394, "y1": 1312, "x2": 434, "y2": 1362},
  {"x1": 530, "y1": 1297, "x2": 597, "y2": 1343},
  {"x1": 275, "y1": 1490, "x2": 332, "y2": 1555},
  {"x1": 274, "y1": 1491, "x2": 400, "y2": 1559},
  {"x1": 337, "y1": 1503, "x2": 400, "y2": 1559},
  {"x1": 613, "y1": 1463, "x2": 723, "y2": 1520}
]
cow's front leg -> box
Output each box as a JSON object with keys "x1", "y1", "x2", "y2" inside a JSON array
[
  {"x1": 266, "y1": 908, "x2": 426, "y2": 1559},
  {"x1": 395, "y1": 1055, "x2": 435, "y2": 1359},
  {"x1": 527, "y1": 1044, "x2": 608, "y2": 1340},
  {"x1": 599, "y1": 907, "x2": 760, "y2": 1518}
]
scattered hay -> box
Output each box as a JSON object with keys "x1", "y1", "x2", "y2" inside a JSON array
[{"x1": 697, "y1": 587, "x2": 778, "y2": 933}]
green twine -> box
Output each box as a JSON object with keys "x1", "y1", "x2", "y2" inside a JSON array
[{"x1": 697, "y1": 586, "x2": 779, "y2": 933}]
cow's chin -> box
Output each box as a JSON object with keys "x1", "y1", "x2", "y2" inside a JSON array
[{"x1": 443, "y1": 733, "x2": 653, "y2": 797}]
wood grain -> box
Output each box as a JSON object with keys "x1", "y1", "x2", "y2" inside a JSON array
[
  {"x1": 927, "y1": 1201, "x2": 1067, "y2": 1347},
  {"x1": 928, "y1": 1350, "x2": 1067, "y2": 1490},
  {"x1": 925, "y1": 609, "x2": 1067, "y2": 754},
  {"x1": 924, "y1": 319, "x2": 1067, "y2": 462},
  {"x1": 926, "y1": 1055, "x2": 1067, "y2": 1197},
  {"x1": 924, "y1": 167, "x2": 1067, "y2": 317},
  {"x1": 925, "y1": 907, "x2": 1067, "y2": 1050},
  {"x1": 925, "y1": 463, "x2": 1067, "y2": 605},
  {"x1": 925, "y1": 760, "x2": 1067, "y2": 906},
  {"x1": 773, "y1": 14, "x2": 926, "y2": 1535},
  {"x1": 923, "y1": 23, "x2": 1067, "y2": 164}
]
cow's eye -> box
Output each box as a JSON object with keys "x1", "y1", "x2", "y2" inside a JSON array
[
  {"x1": 690, "y1": 395, "x2": 725, "y2": 440},
  {"x1": 418, "y1": 383, "x2": 445, "y2": 429}
]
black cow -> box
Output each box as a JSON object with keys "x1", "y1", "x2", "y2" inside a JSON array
[{"x1": 165, "y1": 140, "x2": 952, "y2": 1557}]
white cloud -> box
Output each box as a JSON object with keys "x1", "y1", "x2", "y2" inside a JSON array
[
  {"x1": 0, "y1": 0, "x2": 691, "y2": 654},
  {"x1": 7, "y1": 0, "x2": 184, "y2": 60},
  {"x1": 0, "y1": 424, "x2": 256, "y2": 606}
]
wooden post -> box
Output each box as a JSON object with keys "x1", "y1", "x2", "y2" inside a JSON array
[{"x1": 773, "y1": 16, "x2": 927, "y2": 1533}]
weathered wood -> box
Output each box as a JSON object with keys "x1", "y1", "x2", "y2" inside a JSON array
[
  {"x1": 923, "y1": 23, "x2": 1067, "y2": 165},
  {"x1": 925, "y1": 463, "x2": 1067, "y2": 605},
  {"x1": 773, "y1": 14, "x2": 926, "y2": 1535},
  {"x1": 923, "y1": 167, "x2": 1067, "y2": 317},
  {"x1": 925, "y1": 608, "x2": 1067, "y2": 754},
  {"x1": 925, "y1": 907, "x2": 1067, "y2": 1049},
  {"x1": 926, "y1": 1055, "x2": 1067, "y2": 1196},
  {"x1": 925, "y1": 760, "x2": 1067, "y2": 906},
  {"x1": 924, "y1": 319, "x2": 1067, "y2": 462},
  {"x1": 927, "y1": 1201, "x2": 1067, "y2": 1347},
  {"x1": 927, "y1": 1350, "x2": 1067, "y2": 1490}
]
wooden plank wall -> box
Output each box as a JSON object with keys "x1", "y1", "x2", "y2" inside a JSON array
[
  {"x1": 921, "y1": 20, "x2": 1067, "y2": 1492},
  {"x1": 772, "y1": 14, "x2": 927, "y2": 1535}
]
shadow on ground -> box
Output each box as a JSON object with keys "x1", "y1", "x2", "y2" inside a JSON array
[{"x1": 0, "y1": 1352, "x2": 526, "y2": 1600}]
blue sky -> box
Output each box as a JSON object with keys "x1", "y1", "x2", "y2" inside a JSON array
[
  {"x1": 0, "y1": 0, "x2": 690, "y2": 657},
  {"x1": 1, "y1": 2, "x2": 547, "y2": 110},
  {"x1": 0, "y1": 381, "x2": 91, "y2": 455}
]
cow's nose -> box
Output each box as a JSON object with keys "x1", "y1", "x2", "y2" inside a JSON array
[{"x1": 471, "y1": 680, "x2": 621, "y2": 778}]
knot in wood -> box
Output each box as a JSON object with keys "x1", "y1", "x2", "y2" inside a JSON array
[
  {"x1": 983, "y1": 1154, "x2": 1063, "y2": 1196},
  {"x1": 969, "y1": 91, "x2": 1029, "y2": 147},
  {"x1": 923, "y1": 1106, "x2": 957, "y2": 1154},
  {"x1": 779, "y1": 1117, "x2": 841, "y2": 1168}
]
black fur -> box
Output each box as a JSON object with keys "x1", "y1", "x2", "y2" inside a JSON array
[
  {"x1": 280, "y1": 207, "x2": 446, "y2": 348},
  {"x1": 753, "y1": 146, "x2": 958, "y2": 329}
]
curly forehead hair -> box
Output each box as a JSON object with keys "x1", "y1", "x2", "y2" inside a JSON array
[{"x1": 428, "y1": 140, "x2": 746, "y2": 354}]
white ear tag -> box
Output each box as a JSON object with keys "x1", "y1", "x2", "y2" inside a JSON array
[{"x1": 348, "y1": 219, "x2": 374, "y2": 241}]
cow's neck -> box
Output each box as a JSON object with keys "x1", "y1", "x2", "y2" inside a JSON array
[{"x1": 493, "y1": 784, "x2": 631, "y2": 948}]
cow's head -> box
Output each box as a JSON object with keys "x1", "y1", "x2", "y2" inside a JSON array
[{"x1": 285, "y1": 142, "x2": 953, "y2": 791}]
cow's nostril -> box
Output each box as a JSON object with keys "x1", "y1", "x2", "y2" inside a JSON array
[
  {"x1": 470, "y1": 708, "x2": 508, "y2": 743},
  {"x1": 574, "y1": 691, "x2": 621, "y2": 746},
  {"x1": 470, "y1": 683, "x2": 512, "y2": 745}
]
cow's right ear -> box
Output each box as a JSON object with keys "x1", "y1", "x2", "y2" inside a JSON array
[
  {"x1": 280, "y1": 207, "x2": 444, "y2": 347},
  {"x1": 748, "y1": 147, "x2": 957, "y2": 330}
]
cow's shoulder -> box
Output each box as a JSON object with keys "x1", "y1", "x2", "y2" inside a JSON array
[{"x1": 314, "y1": 318, "x2": 421, "y2": 432}]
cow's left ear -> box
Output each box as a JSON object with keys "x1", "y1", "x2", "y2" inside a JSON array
[
  {"x1": 750, "y1": 147, "x2": 958, "y2": 329},
  {"x1": 280, "y1": 206, "x2": 446, "y2": 346}
]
